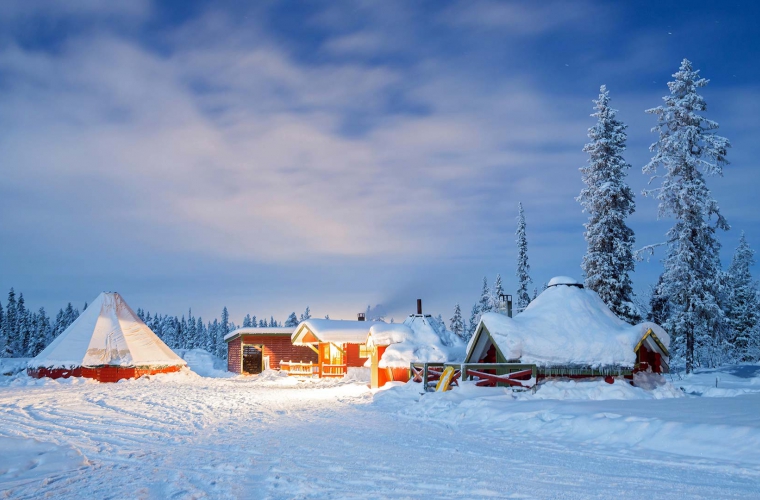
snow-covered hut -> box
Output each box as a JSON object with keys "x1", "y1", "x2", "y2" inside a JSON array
[
  {"x1": 27, "y1": 292, "x2": 187, "y2": 382},
  {"x1": 465, "y1": 277, "x2": 670, "y2": 378},
  {"x1": 366, "y1": 306, "x2": 463, "y2": 389},
  {"x1": 291, "y1": 318, "x2": 378, "y2": 377},
  {"x1": 225, "y1": 327, "x2": 318, "y2": 375}
]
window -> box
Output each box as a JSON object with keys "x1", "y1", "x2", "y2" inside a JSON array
[{"x1": 359, "y1": 344, "x2": 371, "y2": 358}]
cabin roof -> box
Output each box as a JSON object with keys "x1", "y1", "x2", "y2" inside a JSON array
[
  {"x1": 292, "y1": 319, "x2": 381, "y2": 345},
  {"x1": 466, "y1": 280, "x2": 670, "y2": 368},
  {"x1": 224, "y1": 327, "x2": 295, "y2": 342}
]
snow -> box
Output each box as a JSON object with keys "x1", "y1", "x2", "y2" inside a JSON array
[
  {"x1": 293, "y1": 318, "x2": 380, "y2": 344},
  {"x1": 0, "y1": 437, "x2": 88, "y2": 487},
  {"x1": 470, "y1": 282, "x2": 669, "y2": 367},
  {"x1": 176, "y1": 349, "x2": 234, "y2": 378},
  {"x1": 1, "y1": 363, "x2": 760, "y2": 498},
  {"x1": 547, "y1": 275, "x2": 580, "y2": 286},
  {"x1": 0, "y1": 358, "x2": 29, "y2": 377},
  {"x1": 28, "y1": 292, "x2": 186, "y2": 370},
  {"x1": 365, "y1": 322, "x2": 411, "y2": 347},
  {"x1": 366, "y1": 317, "x2": 463, "y2": 368}
]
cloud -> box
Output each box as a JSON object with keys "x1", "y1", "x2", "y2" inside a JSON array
[
  {"x1": 0, "y1": 0, "x2": 151, "y2": 21},
  {"x1": 438, "y1": 0, "x2": 605, "y2": 36},
  {"x1": 0, "y1": 9, "x2": 598, "y2": 268}
]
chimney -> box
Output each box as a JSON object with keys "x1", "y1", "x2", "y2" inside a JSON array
[
  {"x1": 357, "y1": 312, "x2": 366, "y2": 321},
  {"x1": 416, "y1": 299, "x2": 422, "y2": 315}
]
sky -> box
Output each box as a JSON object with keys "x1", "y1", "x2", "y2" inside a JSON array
[{"x1": 1, "y1": 0, "x2": 759, "y2": 324}]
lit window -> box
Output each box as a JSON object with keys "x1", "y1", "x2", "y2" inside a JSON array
[{"x1": 359, "y1": 344, "x2": 371, "y2": 358}]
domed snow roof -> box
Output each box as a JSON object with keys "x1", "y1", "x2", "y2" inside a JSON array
[
  {"x1": 547, "y1": 276, "x2": 581, "y2": 287},
  {"x1": 468, "y1": 284, "x2": 669, "y2": 368},
  {"x1": 28, "y1": 292, "x2": 186, "y2": 370}
]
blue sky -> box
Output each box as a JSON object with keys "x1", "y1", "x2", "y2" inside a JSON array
[{"x1": 1, "y1": 0, "x2": 759, "y2": 323}]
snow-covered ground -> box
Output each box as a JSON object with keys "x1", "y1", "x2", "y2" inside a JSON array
[{"x1": 1, "y1": 360, "x2": 759, "y2": 499}]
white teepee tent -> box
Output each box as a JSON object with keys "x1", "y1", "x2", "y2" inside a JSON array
[{"x1": 28, "y1": 292, "x2": 186, "y2": 382}]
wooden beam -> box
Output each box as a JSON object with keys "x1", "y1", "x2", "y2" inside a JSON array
[{"x1": 330, "y1": 342, "x2": 346, "y2": 356}]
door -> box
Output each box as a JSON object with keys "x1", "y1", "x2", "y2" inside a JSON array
[{"x1": 242, "y1": 345, "x2": 263, "y2": 374}]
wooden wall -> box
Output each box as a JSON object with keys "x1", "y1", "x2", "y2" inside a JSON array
[
  {"x1": 227, "y1": 335, "x2": 318, "y2": 373},
  {"x1": 345, "y1": 343, "x2": 369, "y2": 368}
]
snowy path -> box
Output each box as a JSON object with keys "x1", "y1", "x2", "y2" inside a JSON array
[{"x1": 1, "y1": 374, "x2": 759, "y2": 499}]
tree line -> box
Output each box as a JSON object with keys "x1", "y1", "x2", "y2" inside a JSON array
[{"x1": 0, "y1": 291, "x2": 299, "y2": 361}]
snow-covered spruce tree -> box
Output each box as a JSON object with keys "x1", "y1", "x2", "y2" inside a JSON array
[
  {"x1": 195, "y1": 317, "x2": 205, "y2": 349},
  {"x1": 725, "y1": 232, "x2": 759, "y2": 361},
  {"x1": 577, "y1": 86, "x2": 640, "y2": 324},
  {"x1": 493, "y1": 274, "x2": 505, "y2": 311},
  {"x1": 466, "y1": 304, "x2": 480, "y2": 341},
  {"x1": 2, "y1": 289, "x2": 17, "y2": 357},
  {"x1": 219, "y1": 307, "x2": 230, "y2": 359},
  {"x1": 478, "y1": 277, "x2": 492, "y2": 315},
  {"x1": 647, "y1": 274, "x2": 671, "y2": 326},
  {"x1": 186, "y1": 310, "x2": 197, "y2": 349},
  {"x1": 243, "y1": 314, "x2": 252, "y2": 328},
  {"x1": 27, "y1": 307, "x2": 51, "y2": 357},
  {"x1": 644, "y1": 59, "x2": 730, "y2": 373},
  {"x1": 300, "y1": 306, "x2": 311, "y2": 323},
  {"x1": 285, "y1": 312, "x2": 299, "y2": 327},
  {"x1": 0, "y1": 299, "x2": 5, "y2": 357},
  {"x1": 515, "y1": 202, "x2": 533, "y2": 311},
  {"x1": 449, "y1": 303, "x2": 465, "y2": 340}
]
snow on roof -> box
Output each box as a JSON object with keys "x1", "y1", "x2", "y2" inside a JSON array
[
  {"x1": 367, "y1": 315, "x2": 463, "y2": 368},
  {"x1": 292, "y1": 319, "x2": 380, "y2": 344},
  {"x1": 224, "y1": 327, "x2": 294, "y2": 341},
  {"x1": 29, "y1": 292, "x2": 186, "y2": 370},
  {"x1": 547, "y1": 276, "x2": 581, "y2": 287},
  {"x1": 366, "y1": 323, "x2": 412, "y2": 348},
  {"x1": 467, "y1": 283, "x2": 669, "y2": 368}
]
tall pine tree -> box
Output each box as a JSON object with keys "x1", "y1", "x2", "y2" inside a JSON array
[
  {"x1": 478, "y1": 277, "x2": 492, "y2": 315},
  {"x1": 644, "y1": 59, "x2": 730, "y2": 373},
  {"x1": 578, "y1": 85, "x2": 639, "y2": 324},
  {"x1": 515, "y1": 202, "x2": 533, "y2": 311},
  {"x1": 3, "y1": 289, "x2": 17, "y2": 357},
  {"x1": 466, "y1": 304, "x2": 479, "y2": 341},
  {"x1": 725, "y1": 232, "x2": 759, "y2": 361},
  {"x1": 449, "y1": 303, "x2": 465, "y2": 341},
  {"x1": 493, "y1": 274, "x2": 505, "y2": 311}
]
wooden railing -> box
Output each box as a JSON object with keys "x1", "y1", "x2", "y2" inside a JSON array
[
  {"x1": 411, "y1": 362, "x2": 538, "y2": 391},
  {"x1": 320, "y1": 363, "x2": 347, "y2": 377},
  {"x1": 456, "y1": 363, "x2": 537, "y2": 382},
  {"x1": 410, "y1": 362, "x2": 447, "y2": 392},
  {"x1": 280, "y1": 361, "x2": 318, "y2": 376}
]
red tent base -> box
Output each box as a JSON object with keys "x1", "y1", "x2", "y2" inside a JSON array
[{"x1": 27, "y1": 365, "x2": 183, "y2": 383}]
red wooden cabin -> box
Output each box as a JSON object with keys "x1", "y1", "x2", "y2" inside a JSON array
[
  {"x1": 291, "y1": 319, "x2": 375, "y2": 377},
  {"x1": 225, "y1": 327, "x2": 318, "y2": 375},
  {"x1": 464, "y1": 277, "x2": 671, "y2": 381}
]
